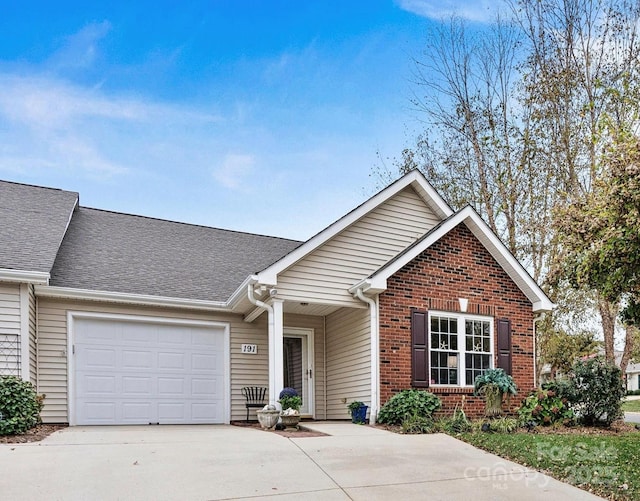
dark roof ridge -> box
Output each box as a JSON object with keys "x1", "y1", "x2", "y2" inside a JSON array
[{"x1": 78, "y1": 205, "x2": 303, "y2": 244}]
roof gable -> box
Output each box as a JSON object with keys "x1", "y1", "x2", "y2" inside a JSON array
[
  {"x1": 353, "y1": 206, "x2": 554, "y2": 312},
  {"x1": 256, "y1": 170, "x2": 453, "y2": 285},
  {"x1": 0, "y1": 180, "x2": 78, "y2": 280}
]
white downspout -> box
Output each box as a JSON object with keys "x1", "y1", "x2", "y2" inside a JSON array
[
  {"x1": 533, "y1": 312, "x2": 545, "y2": 387},
  {"x1": 247, "y1": 284, "x2": 276, "y2": 404},
  {"x1": 355, "y1": 288, "x2": 379, "y2": 425}
]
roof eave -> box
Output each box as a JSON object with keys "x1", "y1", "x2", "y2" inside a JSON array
[
  {"x1": 0, "y1": 268, "x2": 50, "y2": 285},
  {"x1": 34, "y1": 285, "x2": 231, "y2": 312}
]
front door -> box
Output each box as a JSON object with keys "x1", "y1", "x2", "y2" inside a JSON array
[{"x1": 283, "y1": 328, "x2": 314, "y2": 416}]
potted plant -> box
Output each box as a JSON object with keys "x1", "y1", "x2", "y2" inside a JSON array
[
  {"x1": 278, "y1": 387, "x2": 302, "y2": 429},
  {"x1": 347, "y1": 401, "x2": 368, "y2": 424},
  {"x1": 474, "y1": 368, "x2": 517, "y2": 417}
]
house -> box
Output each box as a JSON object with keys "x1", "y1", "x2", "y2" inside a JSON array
[
  {"x1": 627, "y1": 363, "x2": 640, "y2": 392},
  {"x1": 0, "y1": 170, "x2": 553, "y2": 425}
]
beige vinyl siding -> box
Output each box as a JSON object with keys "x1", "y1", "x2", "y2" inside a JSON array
[
  {"x1": 0, "y1": 283, "x2": 21, "y2": 376},
  {"x1": 325, "y1": 307, "x2": 370, "y2": 419},
  {"x1": 28, "y1": 284, "x2": 37, "y2": 385},
  {"x1": 37, "y1": 299, "x2": 330, "y2": 423},
  {"x1": 284, "y1": 313, "x2": 326, "y2": 419},
  {"x1": 36, "y1": 298, "x2": 271, "y2": 423},
  {"x1": 277, "y1": 187, "x2": 440, "y2": 306}
]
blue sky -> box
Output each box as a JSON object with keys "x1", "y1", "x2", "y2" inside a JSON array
[{"x1": 0, "y1": 1, "x2": 497, "y2": 240}]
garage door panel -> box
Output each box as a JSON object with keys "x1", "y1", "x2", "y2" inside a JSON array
[
  {"x1": 82, "y1": 374, "x2": 117, "y2": 395},
  {"x1": 74, "y1": 318, "x2": 227, "y2": 425},
  {"x1": 122, "y1": 376, "x2": 152, "y2": 395},
  {"x1": 122, "y1": 350, "x2": 154, "y2": 369},
  {"x1": 158, "y1": 351, "x2": 186, "y2": 370},
  {"x1": 122, "y1": 402, "x2": 152, "y2": 422},
  {"x1": 85, "y1": 348, "x2": 117, "y2": 368},
  {"x1": 157, "y1": 377, "x2": 185, "y2": 396}
]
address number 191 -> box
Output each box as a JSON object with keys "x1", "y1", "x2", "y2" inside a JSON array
[{"x1": 241, "y1": 344, "x2": 258, "y2": 354}]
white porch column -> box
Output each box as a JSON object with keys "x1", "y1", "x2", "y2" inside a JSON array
[{"x1": 268, "y1": 298, "x2": 285, "y2": 403}]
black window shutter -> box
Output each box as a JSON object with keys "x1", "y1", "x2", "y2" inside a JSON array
[
  {"x1": 411, "y1": 309, "x2": 429, "y2": 387},
  {"x1": 496, "y1": 318, "x2": 512, "y2": 375}
]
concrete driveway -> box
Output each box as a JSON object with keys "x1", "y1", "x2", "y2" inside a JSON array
[{"x1": 1, "y1": 422, "x2": 603, "y2": 500}]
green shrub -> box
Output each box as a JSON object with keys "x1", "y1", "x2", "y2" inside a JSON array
[
  {"x1": 0, "y1": 376, "x2": 43, "y2": 435},
  {"x1": 518, "y1": 389, "x2": 575, "y2": 426},
  {"x1": 541, "y1": 378, "x2": 575, "y2": 401},
  {"x1": 568, "y1": 357, "x2": 625, "y2": 426},
  {"x1": 474, "y1": 368, "x2": 517, "y2": 416},
  {"x1": 437, "y1": 408, "x2": 472, "y2": 434},
  {"x1": 627, "y1": 389, "x2": 640, "y2": 396},
  {"x1": 487, "y1": 416, "x2": 520, "y2": 433},
  {"x1": 401, "y1": 414, "x2": 435, "y2": 434},
  {"x1": 377, "y1": 389, "x2": 441, "y2": 425}
]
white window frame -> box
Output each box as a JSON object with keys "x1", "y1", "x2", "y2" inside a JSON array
[{"x1": 428, "y1": 311, "x2": 494, "y2": 388}]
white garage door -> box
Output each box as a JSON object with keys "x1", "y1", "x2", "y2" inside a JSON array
[{"x1": 73, "y1": 317, "x2": 228, "y2": 425}]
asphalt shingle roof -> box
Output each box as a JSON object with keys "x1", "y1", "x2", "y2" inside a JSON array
[
  {"x1": 49, "y1": 207, "x2": 302, "y2": 302},
  {"x1": 0, "y1": 181, "x2": 78, "y2": 273}
]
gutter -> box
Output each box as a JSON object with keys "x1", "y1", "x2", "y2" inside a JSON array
[
  {"x1": 353, "y1": 287, "x2": 379, "y2": 425},
  {"x1": 0, "y1": 269, "x2": 49, "y2": 285},
  {"x1": 34, "y1": 286, "x2": 230, "y2": 312},
  {"x1": 533, "y1": 312, "x2": 546, "y2": 387}
]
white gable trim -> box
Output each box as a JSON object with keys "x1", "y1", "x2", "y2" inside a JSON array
[
  {"x1": 351, "y1": 206, "x2": 554, "y2": 313},
  {"x1": 256, "y1": 170, "x2": 453, "y2": 285}
]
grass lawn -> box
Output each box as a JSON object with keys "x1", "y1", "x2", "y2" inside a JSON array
[
  {"x1": 622, "y1": 399, "x2": 640, "y2": 413},
  {"x1": 460, "y1": 429, "x2": 640, "y2": 500}
]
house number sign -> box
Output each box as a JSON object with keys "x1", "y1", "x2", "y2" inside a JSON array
[{"x1": 241, "y1": 344, "x2": 258, "y2": 354}]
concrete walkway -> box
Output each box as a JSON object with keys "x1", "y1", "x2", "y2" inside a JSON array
[{"x1": 0, "y1": 423, "x2": 603, "y2": 500}]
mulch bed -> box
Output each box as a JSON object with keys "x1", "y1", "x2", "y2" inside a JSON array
[
  {"x1": 231, "y1": 421, "x2": 328, "y2": 438},
  {"x1": 0, "y1": 424, "x2": 67, "y2": 444}
]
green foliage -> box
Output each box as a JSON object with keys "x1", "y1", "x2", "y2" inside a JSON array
[
  {"x1": 377, "y1": 390, "x2": 441, "y2": 425},
  {"x1": 557, "y1": 128, "x2": 640, "y2": 324},
  {"x1": 461, "y1": 432, "x2": 640, "y2": 501},
  {"x1": 539, "y1": 329, "x2": 600, "y2": 376},
  {"x1": 488, "y1": 416, "x2": 520, "y2": 433},
  {"x1": 518, "y1": 389, "x2": 575, "y2": 426},
  {"x1": 474, "y1": 369, "x2": 517, "y2": 416},
  {"x1": 401, "y1": 414, "x2": 436, "y2": 434},
  {"x1": 347, "y1": 401, "x2": 366, "y2": 414},
  {"x1": 0, "y1": 376, "x2": 43, "y2": 435},
  {"x1": 437, "y1": 408, "x2": 472, "y2": 434},
  {"x1": 278, "y1": 395, "x2": 302, "y2": 411},
  {"x1": 473, "y1": 369, "x2": 517, "y2": 396},
  {"x1": 569, "y1": 357, "x2": 626, "y2": 426}
]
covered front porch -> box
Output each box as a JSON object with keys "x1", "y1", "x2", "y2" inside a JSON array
[{"x1": 241, "y1": 282, "x2": 378, "y2": 422}]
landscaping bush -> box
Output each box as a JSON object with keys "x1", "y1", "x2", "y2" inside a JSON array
[
  {"x1": 487, "y1": 416, "x2": 520, "y2": 433},
  {"x1": 437, "y1": 408, "x2": 472, "y2": 434},
  {"x1": 626, "y1": 389, "x2": 640, "y2": 396},
  {"x1": 517, "y1": 389, "x2": 574, "y2": 426},
  {"x1": 400, "y1": 414, "x2": 435, "y2": 434},
  {"x1": 0, "y1": 376, "x2": 43, "y2": 435},
  {"x1": 377, "y1": 389, "x2": 441, "y2": 425},
  {"x1": 568, "y1": 357, "x2": 625, "y2": 426}
]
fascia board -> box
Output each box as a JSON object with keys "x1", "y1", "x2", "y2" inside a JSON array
[
  {"x1": 0, "y1": 269, "x2": 50, "y2": 285},
  {"x1": 34, "y1": 285, "x2": 231, "y2": 312},
  {"x1": 257, "y1": 170, "x2": 453, "y2": 285}
]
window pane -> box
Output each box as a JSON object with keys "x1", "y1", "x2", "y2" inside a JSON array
[
  {"x1": 483, "y1": 337, "x2": 490, "y2": 352},
  {"x1": 431, "y1": 334, "x2": 439, "y2": 349},
  {"x1": 431, "y1": 318, "x2": 439, "y2": 332},
  {"x1": 450, "y1": 335, "x2": 458, "y2": 350}
]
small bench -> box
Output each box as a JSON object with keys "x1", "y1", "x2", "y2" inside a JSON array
[{"x1": 241, "y1": 386, "x2": 268, "y2": 422}]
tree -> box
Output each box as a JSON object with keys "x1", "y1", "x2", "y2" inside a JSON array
[
  {"x1": 377, "y1": 0, "x2": 640, "y2": 372},
  {"x1": 556, "y1": 126, "x2": 640, "y2": 374}
]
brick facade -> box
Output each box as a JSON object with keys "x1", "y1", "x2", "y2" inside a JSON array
[{"x1": 378, "y1": 223, "x2": 535, "y2": 418}]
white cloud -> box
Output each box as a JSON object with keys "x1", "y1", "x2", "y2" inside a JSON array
[
  {"x1": 47, "y1": 21, "x2": 112, "y2": 70},
  {"x1": 397, "y1": 0, "x2": 502, "y2": 22},
  {"x1": 213, "y1": 153, "x2": 255, "y2": 190},
  {"x1": 0, "y1": 73, "x2": 223, "y2": 179}
]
